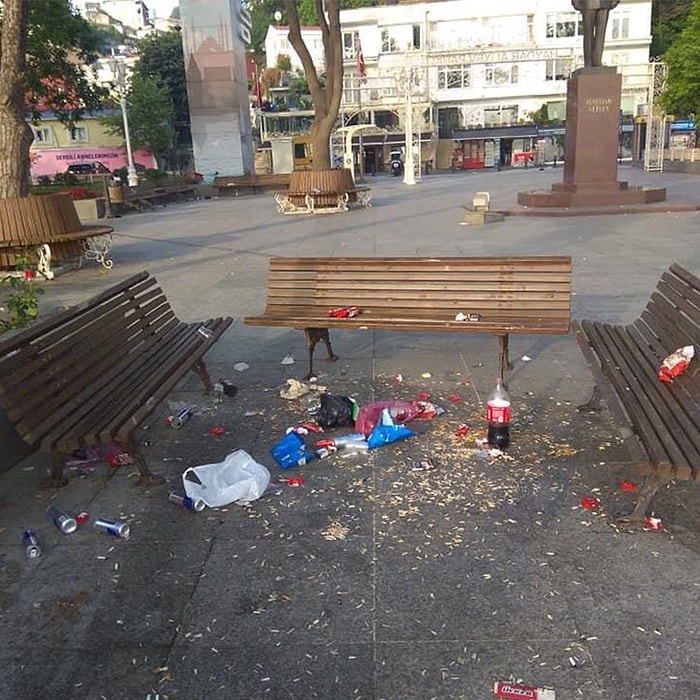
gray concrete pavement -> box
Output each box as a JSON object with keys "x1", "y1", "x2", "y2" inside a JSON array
[{"x1": 1, "y1": 165, "x2": 700, "y2": 700}]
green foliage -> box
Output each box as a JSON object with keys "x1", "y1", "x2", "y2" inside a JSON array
[
  {"x1": 101, "y1": 75, "x2": 174, "y2": 164},
  {"x1": 651, "y1": 0, "x2": 693, "y2": 56},
  {"x1": 134, "y1": 30, "x2": 189, "y2": 147},
  {"x1": 659, "y1": 0, "x2": 700, "y2": 118},
  {"x1": 0, "y1": 256, "x2": 44, "y2": 334},
  {"x1": 10, "y1": 1, "x2": 109, "y2": 123},
  {"x1": 276, "y1": 53, "x2": 292, "y2": 70}
]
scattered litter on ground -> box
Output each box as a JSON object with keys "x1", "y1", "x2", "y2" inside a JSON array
[
  {"x1": 521, "y1": 355, "x2": 532, "y2": 362},
  {"x1": 280, "y1": 379, "x2": 310, "y2": 400},
  {"x1": 281, "y1": 354, "x2": 295, "y2": 365},
  {"x1": 233, "y1": 362, "x2": 250, "y2": 372}
]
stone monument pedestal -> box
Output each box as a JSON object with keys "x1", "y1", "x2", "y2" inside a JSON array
[{"x1": 518, "y1": 67, "x2": 665, "y2": 208}]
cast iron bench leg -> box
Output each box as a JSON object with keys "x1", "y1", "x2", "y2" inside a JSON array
[
  {"x1": 126, "y1": 438, "x2": 166, "y2": 487},
  {"x1": 304, "y1": 327, "x2": 338, "y2": 379},
  {"x1": 191, "y1": 358, "x2": 214, "y2": 395},
  {"x1": 577, "y1": 385, "x2": 602, "y2": 412},
  {"x1": 617, "y1": 470, "x2": 668, "y2": 524},
  {"x1": 44, "y1": 449, "x2": 69, "y2": 488},
  {"x1": 498, "y1": 334, "x2": 512, "y2": 382}
]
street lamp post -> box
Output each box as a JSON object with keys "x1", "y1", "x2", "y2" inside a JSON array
[
  {"x1": 111, "y1": 60, "x2": 139, "y2": 188},
  {"x1": 403, "y1": 69, "x2": 416, "y2": 186}
]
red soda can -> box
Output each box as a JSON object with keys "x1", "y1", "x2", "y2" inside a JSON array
[
  {"x1": 315, "y1": 438, "x2": 335, "y2": 449},
  {"x1": 76, "y1": 511, "x2": 90, "y2": 525},
  {"x1": 455, "y1": 424, "x2": 470, "y2": 437},
  {"x1": 287, "y1": 476, "x2": 304, "y2": 486}
]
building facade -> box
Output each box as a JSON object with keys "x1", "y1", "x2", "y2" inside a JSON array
[
  {"x1": 264, "y1": 24, "x2": 325, "y2": 73},
  {"x1": 338, "y1": 0, "x2": 652, "y2": 171}
]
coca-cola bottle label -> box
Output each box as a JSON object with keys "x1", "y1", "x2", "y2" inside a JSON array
[{"x1": 487, "y1": 402, "x2": 510, "y2": 424}]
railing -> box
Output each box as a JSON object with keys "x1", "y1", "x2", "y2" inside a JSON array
[{"x1": 665, "y1": 148, "x2": 700, "y2": 162}]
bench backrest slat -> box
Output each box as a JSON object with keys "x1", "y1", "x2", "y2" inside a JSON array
[
  {"x1": 261, "y1": 256, "x2": 571, "y2": 328},
  {"x1": 0, "y1": 272, "x2": 186, "y2": 446}
]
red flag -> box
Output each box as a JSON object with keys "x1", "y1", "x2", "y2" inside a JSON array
[
  {"x1": 356, "y1": 35, "x2": 366, "y2": 81},
  {"x1": 255, "y1": 64, "x2": 263, "y2": 108}
]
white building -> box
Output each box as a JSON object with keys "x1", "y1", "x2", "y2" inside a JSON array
[
  {"x1": 73, "y1": 0, "x2": 155, "y2": 37},
  {"x1": 264, "y1": 25, "x2": 325, "y2": 73},
  {"x1": 338, "y1": 0, "x2": 652, "y2": 170}
]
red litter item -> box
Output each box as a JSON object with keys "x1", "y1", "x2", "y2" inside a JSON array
[
  {"x1": 287, "y1": 476, "x2": 304, "y2": 486},
  {"x1": 327, "y1": 306, "x2": 359, "y2": 318},
  {"x1": 300, "y1": 421, "x2": 322, "y2": 433},
  {"x1": 417, "y1": 391, "x2": 431, "y2": 400},
  {"x1": 315, "y1": 438, "x2": 335, "y2": 449},
  {"x1": 620, "y1": 480, "x2": 638, "y2": 492},
  {"x1": 494, "y1": 681, "x2": 555, "y2": 700},
  {"x1": 76, "y1": 511, "x2": 90, "y2": 525},
  {"x1": 455, "y1": 424, "x2": 470, "y2": 437},
  {"x1": 646, "y1": 515, "x2": 663, "y2": 530},
  {"x1": 657, "y1": 345, "x2": 694, "y2": 383},
  {"x1": 106, "y1": 452, "x2": 131, "y2": 468},
  {"x1": 208, "y1": 426, "x2": 225, "y2": 436},
  {"x1": 447, "y1": 394, "x2": 462, "y2": 403},
  {"x1": 580, "y1": 496, "x2": 601, "y2": 510}
]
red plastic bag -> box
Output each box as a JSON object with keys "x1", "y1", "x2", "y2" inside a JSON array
[
  {"x1": 658, "y1": 345, "x2": 694, "y2": 383},
  {"x1": 355, "y1": 401, "x2": 419, "y2": 437}
]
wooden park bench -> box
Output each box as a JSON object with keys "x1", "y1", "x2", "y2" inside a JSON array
[
  {"x1": 573, "y1": 263, "x2": 700, "y2": 523},
  {"x1": 245, "y1": 256, "x2": 572, "y2": 378},
  {"x1": 273, "y1": 169, "x2": 372, "y2": 214},
  {"x1": 214, "y1": 173, "x2": 292, "y2": 196},
  {"x1": 122, "y1": 183, "x2": 196, "y2": 212},
  {"x1": 0, "y1": 271, "x2": 232, "y2": 487},
  {"x1": 0, "y1": 193, "x2": 114, "y2": 278}
]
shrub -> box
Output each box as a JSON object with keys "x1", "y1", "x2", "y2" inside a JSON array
[{"x1": 0, "y1": 255, "x2": 44, "y2": 333}]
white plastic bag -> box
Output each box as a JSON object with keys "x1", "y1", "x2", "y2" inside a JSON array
[{"x1": 182, "y1": 449, "x2": 270, "y2": 507}]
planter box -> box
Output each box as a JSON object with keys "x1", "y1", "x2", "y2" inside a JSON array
[{"x1": 73, "y1": 197, "x2": 107, "y2": 221}]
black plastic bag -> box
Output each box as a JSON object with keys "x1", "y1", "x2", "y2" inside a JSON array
[{"x1": 316, "y1": 394, "x2": 357, "y2": 429}]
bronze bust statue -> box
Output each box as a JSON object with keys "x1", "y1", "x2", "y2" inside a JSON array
[{"x1": 572, "y1": 1, "x2": 621, "y2": 68}]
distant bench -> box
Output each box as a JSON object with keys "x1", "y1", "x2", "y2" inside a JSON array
[
  {"x1": 214, "y1": 173, "x2": 292, "y2": 196},
  {"x1": 122, "y1": 183, "x2": 196, "y2": 212},
  {"x1": 245, "y1": 256, "x2": 572, "y2": 378},
  {"x1": 274, "y1": 169, "x2": 372, "y2": 214},
  {"x1": 0, "y1": 193, "x2": 114, "y2": 278},
  {"x1": 0, "y1": 271, "x2": 232, "y2": 488},
  {"x1": 574, "y1": 263, "x2": 700, "y2": 522}
]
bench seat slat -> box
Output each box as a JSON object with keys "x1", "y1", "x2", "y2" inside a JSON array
[
  {"x1": 579, "y1": 321, "x2": 675, "y2": 471},
  {"x1": 601, "y1": 322, "x2": 700, "y2": 477},
  {"x1": 574, "y1": 263, "x2": 700, "y2": 518},
  {"x1": 0, "y1": 272, "x2": 232, "y2": 486}
]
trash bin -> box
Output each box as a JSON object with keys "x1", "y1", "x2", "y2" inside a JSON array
[{"x1": 107, "y1": 180, "x2": 124, "y2": 204}]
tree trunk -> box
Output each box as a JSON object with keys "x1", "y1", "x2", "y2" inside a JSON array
[
  {"x1": 0, "y1": 0, "x2": 33, "y2": 199},
  {"x1": 285, "y1": 0, "x2": 343, "y2": 171}
]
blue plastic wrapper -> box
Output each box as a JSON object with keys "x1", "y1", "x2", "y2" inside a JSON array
[
  {"x1": 271, "y1": 432, "x2": 313, "y2": 469},
  {"x1": 367, "y1": 409, "x2": 415, "y2": 450}
]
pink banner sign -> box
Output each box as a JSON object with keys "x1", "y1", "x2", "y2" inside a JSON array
[{"x1": 30, "y1": 147, "x2": 156, "y2": 178}]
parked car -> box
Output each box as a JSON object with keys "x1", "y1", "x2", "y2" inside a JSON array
[{"x1": 66, "y1": 162, "x2": 111, "y2": 175}]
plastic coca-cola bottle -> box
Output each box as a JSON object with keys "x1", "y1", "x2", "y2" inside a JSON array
[{"x1": 486, "y1": 378, "x2": 511, "y2": 449}]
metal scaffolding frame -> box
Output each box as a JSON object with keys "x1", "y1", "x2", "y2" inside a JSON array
[{"x1": 644, "y1": 60, "x2": 668, "y2": 173}]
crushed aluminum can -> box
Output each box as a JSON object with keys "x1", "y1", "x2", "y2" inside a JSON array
[
  {"x1": 645, "y1": 515, "x2": 663, "y2": 530},
  {"x1": 327, "y1": 306, "x2": 359, "y2": 318},
  {"x1": 22, "y1": 530, "x2": 42, "y2": 558},
  {"x1": 494, "y1": 681, "x2": 556, "y2": 700},
  {"x1": 455, "y1": 423, "x2": 470, "y2": 437},
  {"x1": 315, "y1": 438, "x2": 335, "y2": 449},
  {"x1": 166, "y1": 406, "x2": 193, "y2": 429},
  {"x1": 412, "y1": 458, "x2": 436, "y2": 472},
  {"x1": 287, "y1": 476, "x2": 304, "y2": 486},
  {"x1": 208, "y1": 426, "x2": 225, "y2": 437},
  {"x1": 315, "y1": 446, "x2": 337, "y2": 460},
  {"x1": 93, "y1": 517, "x2": 130, "y2": 539}
]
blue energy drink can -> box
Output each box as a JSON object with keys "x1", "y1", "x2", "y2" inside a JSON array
[
  {"x1": 22, "y1": 530, "x2": 42, "y2": 558},
  {"x1": 93, "y1": 517, "x2": 130, "y2": 539}
]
